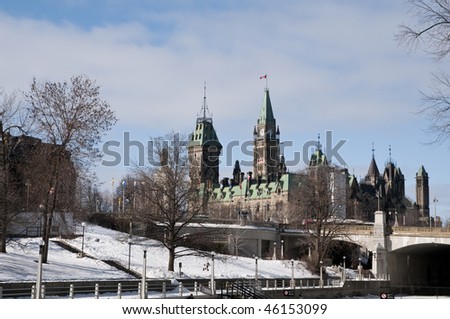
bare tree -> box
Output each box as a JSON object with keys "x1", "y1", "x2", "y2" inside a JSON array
[
  {"x1": 73, "y1": 169, "x2": 107, "y2": 220},
  {"x1": 228, "y1": 228, "x2": 250, "y2": 258},
  {"x1": 397, "y1": 0, "x2": 450, "y2": 145},
  {"x1": 133, "y1": 132, "x2": 206, "y2": 272},
  {"x1": 291, "y1": 165, "x2": 348, "y2": 273},
  {"x1": 25, "y1": 75, "x2": 117, "y2": 262}
]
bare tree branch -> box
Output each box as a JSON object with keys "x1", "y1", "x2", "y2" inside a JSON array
[
  {"x1": 290, "y1": 166, "x2": 348, "y2": 273},
  {"x1": 24, "y1": 75, "x2": 117, "y2": 262},
  {"x1": 397, "y1": 0, "x2": 450, "y2": 145},
  {"x1": 131, "y1": 132, "x2": 211, "y2": 272},
  {"x1": 397, "y1": 0, "x2": 450, "y2": 61}
]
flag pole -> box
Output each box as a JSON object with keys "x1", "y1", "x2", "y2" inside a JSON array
[{"x1": 260, "y1": 74, "x2": 268, "y2": 90}]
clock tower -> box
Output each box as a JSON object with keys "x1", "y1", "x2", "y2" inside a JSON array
[{"x1": 253, "y1": 88, "x2": 280, "y2": 182}]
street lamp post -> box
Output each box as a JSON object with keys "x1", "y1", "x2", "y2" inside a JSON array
[
  {"x1": 128, "y1": 238, "x2": 132, "y2": 270},
  {"x1": 272, "y1": 242, "x2": 277, "y2": 260},
  {"x1": 35, "y1": 240, "x2": 45, "y2": 299},
  {"x1": 80, "y1": 222, "x2": 86, "y2": 257},
  {"x1": 210, "y1": 252, "x2": 215, "y2": 295},
  {"x1": 141, "y1": 249, "x2": 147, "y2": 299},
  {"x1": 358, "y1": 257, "x2": 362, "y2": 280},
  {"x1": 122, "y1": 180, "x2": 126, "y2": 213},
  {"x1": 255, "y1": 256, "x2": 259, "y2": 288},
  {"x1": 343, "y1": 256, "x2": 346, "y2": 281},
  {"x1": 434, "y1": 197, "x2": 438, "y2": 227},
  {"x1": 290, "y1": 259, "x2": 295, "y2": 289},
  {"x1": 281, "y1": 240, "x2": 284, "y2": 259},
  {"x1": 133, "y1": 180, "x2": 137, "y2": 212},
  {"x1": 319, "y1": 260, "x2": 323, "y2": 288}
]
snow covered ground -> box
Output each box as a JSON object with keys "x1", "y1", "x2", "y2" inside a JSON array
[
  {"x1": 1, "y1": 223, "x2": 319, "y2": 283},
  {"x1": 3, "y1": 224, "x2": 448, "y2": 301}
]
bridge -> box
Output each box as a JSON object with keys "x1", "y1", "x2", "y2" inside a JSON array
[
  {"x1": 185, "y1": 211, "x2": 450, "y2": 291},
  {"x1": 340, "y1": 211, "x2": 450, "y2": 289},
  {"x1": 90, "y1": 211, "x2": 450, "y2": 292}
]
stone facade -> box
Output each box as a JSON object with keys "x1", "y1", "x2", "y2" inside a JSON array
[
  {"x1": 187, "y1": 88, "x2": 431, "y2": 226},
  {"x1": 0, "y1": 129, "x2": 76, "y2": 237}
]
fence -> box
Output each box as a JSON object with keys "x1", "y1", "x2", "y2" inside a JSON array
[
  {"x1": 0, "y1": 280, "x2": 203, "y2": 299},
  {"x1": 0, "y1": 275, "x2": 390, "y2": 299}
]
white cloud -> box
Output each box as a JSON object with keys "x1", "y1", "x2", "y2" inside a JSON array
[
  {"x1": 0, "y1": 1, "x2": 449, "y2": 219},
  {"x1": 0, "y1": 3, "x2": 431, "y2": 131}
]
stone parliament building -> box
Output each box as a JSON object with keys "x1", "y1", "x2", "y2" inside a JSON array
[{"x1": 187, "y1": 86, "x2": 433, "y2": 227}]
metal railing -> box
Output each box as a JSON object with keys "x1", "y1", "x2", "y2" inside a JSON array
[
  {"x1": 0, "y1": 280, "x2": 204, "y2": 299},
  {"x1": 0, "y1": 274, "x2": 394, "y2": 299}
]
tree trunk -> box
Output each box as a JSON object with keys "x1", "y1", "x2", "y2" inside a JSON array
[
  {"x1": 0, "y1": 129, "x2": 8, "y2": 253},
  {"x1": 0, "y1": 220, "x2": 6, "y2": 253},
  {"x1": 168, "y1": 246, "x2": 175, "y2": 272},
  {"x1": 41, "y1": 209, "x2": 49, "y2": 263},
  {"x1": 41, "y1": 152, "x2": 62, "y2": 263}
]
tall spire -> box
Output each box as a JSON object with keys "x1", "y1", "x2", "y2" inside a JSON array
[
  {"x1": 309, "y1": 133, "x2": 328, "y2": 167},
  {"x1": 367, "y1": 156, "x2": 380, "y2": 179},
  {"x1": 258, "y1": 88, "x2": 275, "y2": 126},
  {"x1": 199, "y1": 81, "x2": 211, "y2": 121},
  {"x1": 190, "y1": 82, "x2": 219, "y2": 143},
  {"x1": 365, "y1": 143, "x2": 380, "y2": 186},
  {"x1": 388, "y1": 144, "x2": 392, "y2": 163}
]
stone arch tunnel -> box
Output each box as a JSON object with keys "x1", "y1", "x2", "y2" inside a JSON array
[{"x1": 388, "y1": 243, "x2": 450, "y2": 293}]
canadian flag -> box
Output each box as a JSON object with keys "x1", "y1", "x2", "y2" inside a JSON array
[{"x1": 260, "y1": 74, "x2": 267, "y2": 79}]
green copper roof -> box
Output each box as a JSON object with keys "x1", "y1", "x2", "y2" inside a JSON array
[
  {"x1": 417, "y1": 165, "x2": 428, "y2": 177},
  {"x1": 258, "y1": 89, "x2": 275, "y2": 125},
  {"x1": 188, "y1": 118, "x2": 222, "y2": 148},
  {"x1": 207, "y1": 173, "x2": 294, "y2": 202},
  {"x1": 309, "y1": 148, "x2": 328, "y2": 167}
]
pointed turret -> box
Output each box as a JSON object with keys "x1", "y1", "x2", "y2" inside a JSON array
[
  {"x1": 417, "y1": 165, "x2": 428, "y2": 177},
  {"x1": 309, "y1": 148, "x2": 328, "y2": 167},
  {"x1": 365, "y1": 143, "x2": 381, "y2": 187},
  {"x1": 188, "y1": 84, "x2": 222, "y2": 186},
  {"x1": 309, "y1": 134, "x2": 328, "y2": 167},
  {"x1": 382, "y1": 146, "x2": 405, "y2": 202},
  {"x1": 366, "y1": 158, "x2": 380, "y2": 183},
  {"x1": 258, "y1": 88, "x2": 275, "y2": 126}
]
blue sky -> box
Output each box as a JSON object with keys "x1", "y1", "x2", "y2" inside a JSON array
[{"x1": 0, "y1": 0, "x2": 449, "y2": 221}]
